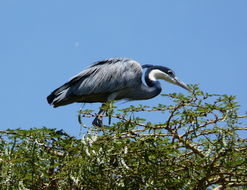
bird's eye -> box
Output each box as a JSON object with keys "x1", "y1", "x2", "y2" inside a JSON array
[{"x1": 167, "y1": 70, "x2": 175, "y2": 76}]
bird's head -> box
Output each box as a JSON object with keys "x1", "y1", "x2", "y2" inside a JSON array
[{"x1": 142, "y1": 64, "x2": 191, "y2": 92}]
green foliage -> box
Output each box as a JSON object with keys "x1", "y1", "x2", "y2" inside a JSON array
[{"x1": 0, "y1": 85, "x2": 246, "y2": 189}]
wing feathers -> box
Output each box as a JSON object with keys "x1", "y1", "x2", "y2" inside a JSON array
[
  {"x1": 47, "y1": 67, "x2": 98, "y2": 105},
  {"x1": 47, "y1": 58, "x2": 143, "y2": 107}
]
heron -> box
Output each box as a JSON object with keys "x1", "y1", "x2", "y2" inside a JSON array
[{"x1": 47, "y1": 58, "x2": 190, "y2": 126}]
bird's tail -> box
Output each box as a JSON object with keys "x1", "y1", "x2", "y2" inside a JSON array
[
  {"x1": 47, "y1": 92, "x2": 57, "y2": 105},
  {"x1": 47, "y1": 84, "x2": 71, "y2": 107}
]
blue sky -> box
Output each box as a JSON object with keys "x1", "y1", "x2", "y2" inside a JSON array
[{"x1": 1, "y1": 1, "x2": 246, "y2": 137}]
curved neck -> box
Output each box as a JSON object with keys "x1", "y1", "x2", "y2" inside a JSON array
[
  {"x1": 145, "y1": 69, "x2": 160, "y2": 87},
  {"x1": 142, "y1": 69, "x2": 162, "y2": 98}
]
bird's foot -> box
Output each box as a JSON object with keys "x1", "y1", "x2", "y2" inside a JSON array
[{"x1": 92, "y1": 117, "x2": 103, "y2": 127}]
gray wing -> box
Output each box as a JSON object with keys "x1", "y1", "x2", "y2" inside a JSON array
[
  {"x1": 47, "y1": 58, "x2": 143, "y2": 106},
  {"x1": 70, "y1": 58, "x2": 143, "y2": 95}
]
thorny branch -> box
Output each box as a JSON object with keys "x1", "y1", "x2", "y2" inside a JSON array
[
  {"x1": 80, "y1": 110, "x2": 246, "y2": 159},
  {"x1": 1, "y1": 89, "x2": 246, "y2": 189}
]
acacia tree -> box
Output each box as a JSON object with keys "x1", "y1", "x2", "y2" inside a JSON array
[{"x1": 0, "y1": 85, "x2": 246, "y2": 189}]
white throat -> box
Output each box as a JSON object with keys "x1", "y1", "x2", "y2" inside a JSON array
[
  {"x1": 148, "y1": 69, "x2": 177, "y2": 85},
  {"x1": 148, "y1": 69, "x2": 168, "y2": 81}
]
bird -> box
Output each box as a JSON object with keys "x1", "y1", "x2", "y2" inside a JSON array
[{"x1": 47, "y1": 58, "x2": 190, "y2": 126}]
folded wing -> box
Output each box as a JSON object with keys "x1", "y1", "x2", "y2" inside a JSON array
[{"x1": 47, "y1": 58, "x2": 143, "y2": 107}]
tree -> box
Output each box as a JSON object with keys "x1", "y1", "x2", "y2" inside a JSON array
[{"x1": 0, "y1": 85, "x2": 246, "y2": 189}]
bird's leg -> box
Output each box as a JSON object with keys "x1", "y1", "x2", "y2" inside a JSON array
[
  {"x1": 99, "y1": 102, "x2": 114, "y2": 125},
  {"x1": 92, "y1": 104, "x2": 106, "y2": 127},
  {"x1": 92, "y1": 109, "x2": 104, "y2": 127},
  {"x1": 92, "y1": 102, "x2": 114, "y2": 126},
  {"x1": 107, "y1": 102, "x2": 113, "y2": 125}
]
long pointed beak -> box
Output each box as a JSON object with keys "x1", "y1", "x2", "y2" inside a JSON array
[{"x1": 174, "y1": 77, "x2": 191, "y2": 92}]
